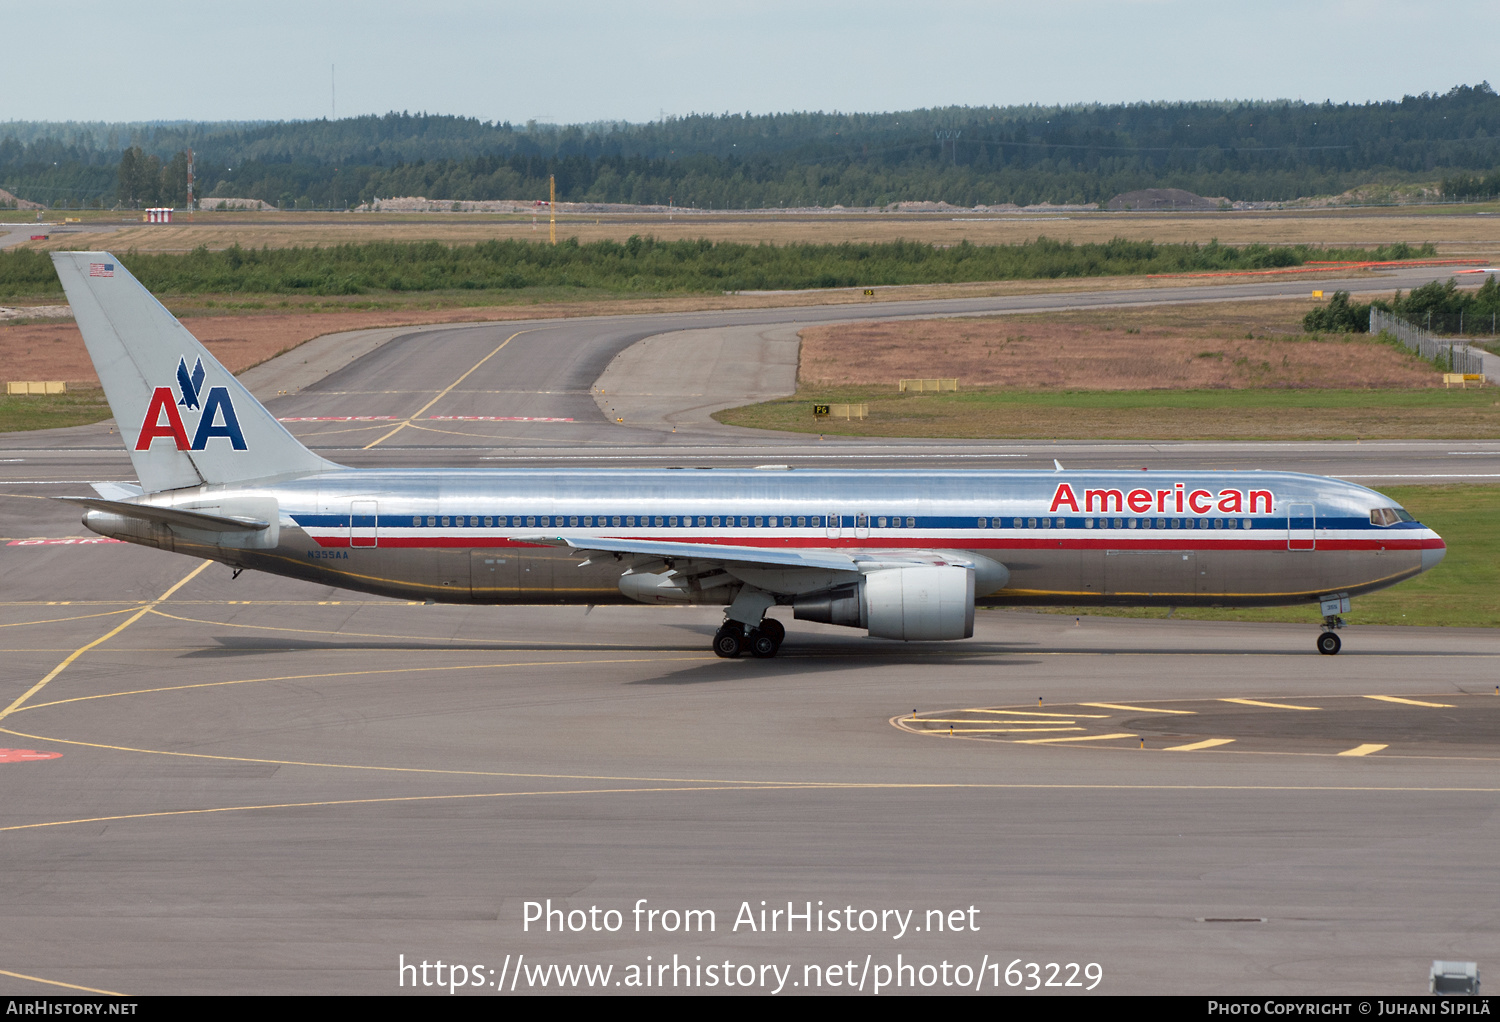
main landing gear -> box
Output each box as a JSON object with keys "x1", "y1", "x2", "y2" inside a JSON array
[{"x1": 713, "y1": 617, "x2": 786, "y2": 659}]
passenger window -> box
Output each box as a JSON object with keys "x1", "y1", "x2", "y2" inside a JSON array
[
  {"x1": 413, "y1": 517, "x2": 421, "y2": 527},
  {"x1": 755, "y1": 517, "x2": 764, "y2": 527},
  {"x1": 1013, "y1": 518, "x2": 1023, "y2": 529},
  {"x1": 878, "y1": 517, "x2": 887, "y2": 528},
  {"x1": 907, "y1": 517, "x2": 916, "y2": 528},
  {"x1": 978, "y1": 518, "x2": 988, "y2": 528},
  {"x1": 442, "y1": 517, "x2": 451, "y2": 527},
  {"x1": 796, "y1": 516, "x2": 806, "y2": 527}
]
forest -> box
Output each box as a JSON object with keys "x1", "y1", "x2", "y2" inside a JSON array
[{"x1": 2, "y1": 84, "x2": 1498, "y2": 210}]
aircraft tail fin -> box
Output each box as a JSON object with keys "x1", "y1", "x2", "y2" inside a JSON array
[{"x1": 51, "y1": 251, "x2": 339, "y2": 492}]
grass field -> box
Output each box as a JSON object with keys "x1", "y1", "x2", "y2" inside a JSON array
[
  {"x1": 719, "y1": 386, "x2": 1500, "y2": 440},
  {"x1": 1032, "y1": 484, "x2": 1499, "y2": 628},
  {"x1": 0, "y1": 389, "x2": 109, "y2": 433},
  {"x1": 11, "y1": 205, "x2": 1500, "y2": 257}
]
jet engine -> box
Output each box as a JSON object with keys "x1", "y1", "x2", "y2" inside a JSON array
[{"x1": 794, "y1": 564, "x2": 977, "y2": 640}]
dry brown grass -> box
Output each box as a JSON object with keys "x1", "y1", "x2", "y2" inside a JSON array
[
  {"x1": 799, "y1": 300, "x2": 1442, "y2": 391},
  {"x1": 17, "y1": 207, "x2": 1500, "y2": 257},
  {"x1": 719, "y1": 389, "x2": 1500, "y2": 441},
  {"x1": 0, "y1": 308, "x2": 525, "y2": 387}
]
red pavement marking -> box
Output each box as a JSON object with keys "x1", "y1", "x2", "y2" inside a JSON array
[
  {"x1": 6, "y1": 537, "x2": 125, "y2": 547},
  {"x1": 276, "y1": 415, "x2": 575, "y2": 422},
  {"x1": 0, "y1": 749, "x2": 62, "y2": 763}
]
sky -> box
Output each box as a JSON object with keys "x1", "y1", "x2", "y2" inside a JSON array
[{"x1": 4, "y1": 1, "x2": 1497, "y2": 125}]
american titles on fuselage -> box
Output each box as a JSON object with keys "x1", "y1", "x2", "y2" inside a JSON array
[{"x1": 1050, "y1": 481, "x2": 1270, "y2": 516}]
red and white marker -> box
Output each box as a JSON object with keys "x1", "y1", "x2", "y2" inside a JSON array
[{"x1": 0, "y1": 748, "x2": 62, "y2": 763}]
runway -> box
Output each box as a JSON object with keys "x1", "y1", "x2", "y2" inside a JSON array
[{"x1": 1, "y1": 270, "x2": 1497, "y2": 996}]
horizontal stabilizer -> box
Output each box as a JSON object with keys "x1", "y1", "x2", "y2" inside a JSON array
[
  {"x1": 55, "y1": 496, "x2": 270, "y2": 532},
  {"x1": 90, "y1": 481, "x2": 145, "y2": 500}
]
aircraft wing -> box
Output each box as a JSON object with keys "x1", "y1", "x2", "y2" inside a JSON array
[
  {"x1": 517, "y1": 535, "x2": 998, "y2": 600},
  {"x1": 521, "y1": 535, "x2": 863, "y2": 573}
]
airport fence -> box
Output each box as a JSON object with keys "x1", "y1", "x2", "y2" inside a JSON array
[{"x1": 1370, "y1": 307, "x2": 1485, "y2": 375}]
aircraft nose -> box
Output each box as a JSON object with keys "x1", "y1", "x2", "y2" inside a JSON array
[{"x1": 1421, "y1": 535, "x2": 1447, "y2": 572}]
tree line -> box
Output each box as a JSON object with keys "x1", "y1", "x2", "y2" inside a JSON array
[
  {"x1": 0, "y1": 237, "x2": 1438, "y2": 301},
  {"x1": 4, "y1": 83, "x2": 1499, "y2": 209},
  {"x1": 1304, "y1": 276, "x2": 1500, "y2": 335}
]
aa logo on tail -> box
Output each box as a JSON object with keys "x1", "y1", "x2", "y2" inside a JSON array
[{"x1": 135, "y1": 357, "x2": 247, "y2": 451}]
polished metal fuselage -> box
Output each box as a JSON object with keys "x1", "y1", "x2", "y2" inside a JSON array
[{"x1": 85, "y1": 467, "x2": 1445, "y2": 609}]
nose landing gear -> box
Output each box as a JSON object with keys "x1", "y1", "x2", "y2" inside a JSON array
[{"x1": 1316, "y1": 594, "x2": 1349, "y2": 655}]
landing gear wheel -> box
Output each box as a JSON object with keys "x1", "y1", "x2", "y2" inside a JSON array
[
  {"x1": 748, "y1": 630, "x2": 779, "y2": 658},
  {"x1": 758, "y1": 618, "x2": 785, "y2": 647},
  {"x1": 713, "y1": 624, "x2": 744, "y2": 659},
  {"x1": 1317, "y1": 631, "x2": 1342, "y2": 656}
]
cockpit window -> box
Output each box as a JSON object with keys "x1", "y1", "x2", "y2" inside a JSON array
[{"x1": 1369, "y1": 507, "x2": 1413, "y2": 526}]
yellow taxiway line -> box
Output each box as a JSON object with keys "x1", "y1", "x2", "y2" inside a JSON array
[
  {"x1": 0, "y1": 560, "x2": 210, "y2": 723},
  {"x1": 1362, "y1": 695, "x2": 1454, "y2": 708},
  {"x1": 363, "y1": 330, "x2": 529, "y2": 449},
  {"x1": 1220, "y1": 698, "x2": 1321, "y2": 711},
  {"x1": 1016, "y1": 732, "x2": 1137, "y2": 745},
  {"x1": 1082, "y1": 702, "x2": 1196, "y2": 715},
  {"x1": 0, "y1": 968, "x2": 125, "y2": 997},
  {"x1": 1164, "y1": 738, "x2": 1236, "y2": 752}
]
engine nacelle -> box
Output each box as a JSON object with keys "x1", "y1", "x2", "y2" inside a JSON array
[{"x1": 794, "y1": 565, "x2": 975, "y2": 640}]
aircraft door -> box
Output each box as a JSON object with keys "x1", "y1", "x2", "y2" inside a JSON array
[
  {"x1": 854, "y1": 513, "x2": 870, "y2": 539},
  {"x1": 1288, "y1": 503, "x2": 1316, "y2": 551},
  {"x1": 826, "y1": 512, "x2": 842, "y2": 539},
  {"x1": 350, "y1": 499, "x2": 378, "y2": 548}
]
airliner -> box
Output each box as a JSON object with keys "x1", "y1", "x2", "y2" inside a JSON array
[{"x1": 49, "y1": 252, "x2": 1446, "y2": 658}]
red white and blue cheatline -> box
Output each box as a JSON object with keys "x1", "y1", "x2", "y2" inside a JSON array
[{"x1": 89, "y1": 262, "x2": 115, "y2": 277}]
